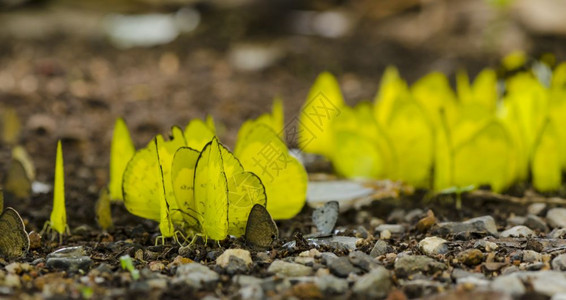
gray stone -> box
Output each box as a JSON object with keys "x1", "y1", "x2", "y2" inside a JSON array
[
  {"x1": 549, "y1": 228, "x2": 566, "y2": 239},
  {"x1": 528, "y1": 203, "x2": 547, "y2": 216},
  {"x1": 327, "y1": 256, "x2": 358, "y2": 278},
  {"x1": 501, "y1": 225, "x2": 535, "y2": 238},
  {"x1": 404, "y1": 209, "x2": 424, "y2": 222},
  {"x1": 320, "y1": 252, "x2": 339, "y2": 264},
  {"x1": 435, "y1": 216, "x2": 498, "y2": 236},
  {"x1": 283, "y1": 236, "x2": 361, "y2": 252},
  {"x1": 174, "y1": 263, "x2": 219, "y2": 289},
  {"x1": 370, "y1": 240, "x2": 393, "y2": 257},
  {"x1": 46, "y1": 246, "x2": 92, "y2": 272},
  {"x1": 216, "y1": 249, "x2": 252, "y2": 268},
  {"x1": 375, "y1": 224, "x2": 405, "y2": 235},
  {"x1": 547, "y1": 208, "x2": 566, "y2": 228},
  {"x1": 524, "y1": 214, "x2": 549, "y2": 232},
  {"x1": 352, "y1": 267, "x2": 391, "y2": 298},
  {"x1": 491, "y1": 274, "x2": 525, "y2": 296},
  {"x1": 394, "y1": 255, "x2": 447, "y2": 277},
  {"x1": 451, "y1": 268, "x2": 485, "y2": 280},
  {"x1": 522, "y1": 250, "x2": 542, "y2": 263},
  {"x1": 267, "y1": 260, "x2": 313, "y2": 277},
  {"x1": 232, "y1": 275, "x2": 263, "y2": 286},
  {"x1": 401, "y1": 279, "x2": 445, "y2": 298},
  {"x1": 418, "y1": 237, "x2": 449, "y2": 256},
  {"x1": 349, "y1": 251, "x2": 378, "y2": 272},
  {"x1": 474, "y1": 240, "x2": 498, "y2": 252},
  {"x1": 238, "y1": 284, "x2": 263, "y2": 300},
  {"x1": 507, "y1": 215, "x2": 526, "y2": 226},
  {"x1": 552, "y1": 294, "x2": 566, "y2": 300},
  {"x1": 316, "y1": 274, "x2": 348, "y2": 294},
  {"x1": 493, "y1": 271, "x2": 566, "y2": 296},
  {"x1": 552, "y1": 254, "x2": 566, "y2": 271}
]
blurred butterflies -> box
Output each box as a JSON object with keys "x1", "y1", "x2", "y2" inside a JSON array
[
  {"x1": 245, "y1": 204, "x2": 278, "y2": 249},
  {"x1": 0, "y1": 207, "x2": 30, "y2": 259}
]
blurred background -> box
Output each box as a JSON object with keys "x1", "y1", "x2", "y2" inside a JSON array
[{"x1": 1, "y1": 0, "x2": 566, "y2": 225}]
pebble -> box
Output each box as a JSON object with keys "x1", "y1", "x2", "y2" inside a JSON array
[
  {"x1": 456, "y1": 276, "x2": 490, "y2": 288},
  {"x1": 4, "y1": 274, "x2": 21, "y2": 288},
  {"x1": 174, "y1": 263, "x2": 219, "y2": 289},
  {"x1": 549, "y1": 228, "x2": 566, "y2": 239},
  {"x1": 149, "y1": 261, "x2": 165, "y2": 272},
  {"x1": 327, "y1": 256, "x2": 358, "y2": 278},
  {"x1": 419, "y1": 237, "x2": 449, "y2": 256},
  {"x1": 394, "y1": 255, "x2": 447, "y2": 277},
  {"x1": 370, "y1": 240, "x2": 393, "y2": 257},
  {"x1": 316, "y1": 274, "x2": 348, "y2": 294},
  {"x1": 524, "y1": 214, "x2": 549, "y2": 232},
  {"x1": 46, "y1": 246, "x2": 92, "y2": 272},
  {"x1": 375, "y1": 224, "x2": 405, "y2": 235},
  {"x1": 452, "y1": 268, "x2": 485, "y2": 280},
  {"x1": 380, "y1": 230, "x2": 392, "y2": 240},
  {"x1": 507, "y1": 215, "x2": 526, "y2": 226},
  {"x1": 528, "y1": 203, "x2": 546, "y2": 216},
  {"x1": 352, "y1": 267, "x2": 391, "y2": 298},
  {"x1": 474, "y1": 239, "x2": 498, "y2": 252},
  {"x1": 435, "y1": 216, "x2": 498, "y2": 236},
  {"x1": 492, "y1": 271, "x2": 566, "y2": 296},
  {"x1": 238, "y1": 284, "x2": 264, "y2": 300},
  {"x1": 295, "y1": 256, "x2": 315, "y2": 266},
  {"x1": 349, "y1": 251, "x2": 378, "y2": 272},
  {"x1": 522, "y1": 250, "x2": 542, "y2": 263},
  {"x1": 28, "y1": 231, "x2": 42, "y2": 249},
  {"x1": 267, "y1": 260, "x2": 313, "y2": 277},
  {"x1": 404, "y1": 209, "x2": 424, "y2": 222},
  {"x1": 216, "y1": 249, "x2": 252, "y2": 268},
  {"x1": 233, "y1": 275, "x2": 263, "y2": 286},
  {"x1": 552, "y1": 254, "x2": 566, "y2": 271},
  {"x1": 457, "y1": 249, "x2": 484, "y2": 266},
  {"x1": 547, "y1": 208, "x2": 566, "y2": 228},
  {"x1": 401, "y1": 279, "x2": 445, "y2": 298},
  {"x1": 501, "y1": 225, "x2": 535, "y2": 238}
]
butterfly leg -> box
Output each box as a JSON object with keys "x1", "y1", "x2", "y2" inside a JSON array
[
  {"x1": 174, "y1": 231, "x2": 187, "y2": 247},
  {"x1": 155, "y1": 236, "x2": 166, "y2": 246}
]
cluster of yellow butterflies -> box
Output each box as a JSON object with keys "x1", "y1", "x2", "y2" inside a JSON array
[
  {"x1": 298, "y1": 52, "x2": 566, "y2": 193},
  {"x1": 103, "y1": 101, "x2": 307, "y2": 245}
]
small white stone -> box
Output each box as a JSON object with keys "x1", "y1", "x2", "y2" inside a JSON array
[{"x1": 216, "y1": 249, "x2": 252, "y2": 268}]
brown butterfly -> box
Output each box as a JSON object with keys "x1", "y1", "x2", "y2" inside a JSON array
[
  {"x1": 245, "y1": 204, "x2": 278, "y2": 249},
  {"x1": 0, "y1": 207, "x2": 30, "y2": 259}
]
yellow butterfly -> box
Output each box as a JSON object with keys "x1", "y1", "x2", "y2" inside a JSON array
[
  {"x1": 235, "y1": 123, "x2": 307, "y2": 220},
  {"x1": 42, "y1": 140, "x2": 69, "y2": 242},
  {"x1": 531, "y1": 119, "x2": 561, "y2": 192},
  {"x1": 298, "y1": 72, "x2": 344, "y2": 158},
  {"x1": 184, "y1": 117, "x2": 216, "y2": 151},
  {"x1": 238, "y1": 98, "x2": 284, "y2": 142},
  {"x1": 108, "y1": 118, "x2": 135, "y2": 202}
]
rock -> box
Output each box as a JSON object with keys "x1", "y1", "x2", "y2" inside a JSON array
[
  {"x1": 416, "y1": 210, "x2": 437, "y2": 233},
  {"x1": 311, "y1": 236, "x2": 361, "y2": 251},
  {"x1": 524, "y1": 215, "x2": 549, "y2": 232},
  {"x1": 456, "y1": 276, "x2": 489, "y2": 288},
  {"x1": 474, "y1": 239, "x2": 498, "y2": 252},
  {"x1": 174, "y1": 263, "x2": 219, "y2": 289},
  {"x1": 149, "y1": 261, "x2": 165, "y2": 272},
  {"x1": 349, "y1": 251, "x2": 378, "y2": 272},
  {"x1": 494, "y1": 271, "x2": 566, "y2": 296},
  {"x1": 267, "y1": 260, "x2": 313, "y2": 277},
  {"x1": 320, "y1": 252, "x2": 339, "y2": 264},
  {"x1": 507, "y1": 216, "x2": 526, "y2": 226},
  {"x1": 299, "y1": 249, "x2": 321, "y2": 258},
  {"x1": 491, "y1": 274, "x2": 526, "y2": 296},
  {"x1": 46, "y1": 246, "x2": 92, "y2": 272},
  {"x1": 549, "y1": 228, "x2": 566, "y2": 239},
  {"x1": 327, "y1": 256, "x2": 358, "y2": 278},
  {"x1": 419, "y1": 237, "x2": 449, "y2": 256},
  {"x1": 457, "y1": 249, "x2": 484, "y2": 266},
  {"x1": 28, "y1": 231, "x2": 41, "y2": 249},
  {"x1": 451, "y1": 268, "x2": 485, "y2": 280},
  {"x1": 4, "y1": 274, "x2": 20, "y2": 288},
  {"x1": 216, "y1": 249, "x2": 252, "y2": 273},
  {"x1": 552, "y1": 254, "x2": 566, "y2": 271},
  {"x1": 435, "y1": 216, "x2": 498, "y2": 236},
  {"x1": 290, "y1": 282, "x2": 323, "y2": 299},
  {"x1": 316, "y1": 274, "x2": 348, "y2": 294},
  {"x1": 380, "y1": 230, "x2": 392, "y2": 240},
  {"x1": 238, "y1": 284, "x2": 264, "y2": 300},
  {"x1": 522, "y1": 250, "x2": 542, "y2": 263},
  {"x1": 146, "y1": 278, "x2": 167, "y2": 289},
  {"x1": 405, "y1": 209, "x2": 424, "y2": 222},
  {"x1": 528, "y1": 203, "x2": 546, "y2": 216},
  {"x1": 375, "y1": 224, "x2": 405, "y2": 235},
  {"x1": 295, "y1": 256, "x2": 315, "y2": 266},
  {"x1": 401, "y1": 279, "x2": 445, "y2": 298},
  {"x1": 394, "y1": 255, "x2": 447, "y2": 277},
  {"x1": 233, "y1": 275, "x2": 263, "y2": 286},
  {"x1": 352, "y1": 267, "x2": 391, "y2": 298},
  {"x1": 547, "y1": 208, "x2": 566, "y2": 228},
  {"x1": 501, "y1": 225, "x2": 535, "y2": 238},
  {"x1": 370, "y1": 240, "x2": 393, "y2": 257}
]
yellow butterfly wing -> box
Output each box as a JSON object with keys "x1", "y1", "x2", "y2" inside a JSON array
[
  {"x1": 532, "y1": 119, "x2": 561, "y2": 192},
  {"x1": 184, "y1": 119, "x2": 215, "y2": 151},
  {"x1": 50, "y1": 140, "x2": 67, "y2": 234},
  {"x1": 433, "y1": 111, "x2": 453, "y2": 191},
  {"x1": 453, "y1": 120, "x2": 515, "y2": 192},
  {"x1": 171, "y1": 147, "x2": 200, "y2": 229},
  {"x1": 298, "y1": 72, "x2": 344, "y2": 157},
  {"x1": 411, "y1": 71, "x2": 458, "y2": 126},
  {"x1": 1, "y1": 107, "x2": 21, "y2": 145},
  {"x1": 238, "y1": 98, "x2": 284, "y2": 143},
  {"x1": 194, "y1": 138, "x2": 229, "y2": 241},
  {"x1": 109, "y1": 118, "x2": 135, "y2": 202},
  {"x1": 12, "y1": 146, "x2": 35, "y2": 182},
  {"x1": 383, "y1": 99, "x2": 434, "y2": 188},
  {"x1": 235, "y1": 124, "x2": 307, "y2": 220},
  {"x1": 374, "y1": 66, "x2": 411, "y2": 125}
]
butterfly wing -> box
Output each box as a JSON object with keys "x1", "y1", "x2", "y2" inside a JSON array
[
  {"x1": 109, "y1": 118, "x2": 135, "y2": 202},
  {"x1": 0, "y1": 207, "x2": 30, "y2": 259},
  {"x1": 171, "y1": 147, "x2": 200, "y2": 228},
  {"x1": 50, "y1": 140, "x2": 66, "y2": 234},
  {"x1": 245, "y1": 204, "x2": 278, "y2": 249}
]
